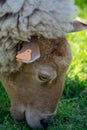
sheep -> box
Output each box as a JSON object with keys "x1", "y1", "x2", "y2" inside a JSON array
[{"x1": 0, "y1": 0, "x2": 87, "y2": 129}]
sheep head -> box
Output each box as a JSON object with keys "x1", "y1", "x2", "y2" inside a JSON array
[{"x1": 1, "y1": 36, "x2": 72, "y2": 128}]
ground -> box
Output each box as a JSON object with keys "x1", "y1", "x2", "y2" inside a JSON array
[{"x1": 0, "y1": 0, "x2": 87, "y2": 130}]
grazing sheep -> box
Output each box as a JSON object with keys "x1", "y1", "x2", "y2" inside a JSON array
[{"x1": 0, "y1": 0, "x2": 87, "y2": 129}]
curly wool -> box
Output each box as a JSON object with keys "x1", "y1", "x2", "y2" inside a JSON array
[{"x1": 0, "y1": 0, "x2": 76, "y2": 74}]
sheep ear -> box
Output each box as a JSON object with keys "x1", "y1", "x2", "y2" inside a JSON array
[
  {"x1": 70, "y1": 20, "x2": 87, "y2": 32},
  {"x1": 16, "y1": 42, "x2": 40, "y2": 63}
]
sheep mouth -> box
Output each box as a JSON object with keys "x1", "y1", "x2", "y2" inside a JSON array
[{"x1": 24, "y1": 111, "x2": 53, "y2": 129}]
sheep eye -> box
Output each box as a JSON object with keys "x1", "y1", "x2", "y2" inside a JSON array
[{"x1": 38, "y1": 74, "x2": 50, "y2": 82}]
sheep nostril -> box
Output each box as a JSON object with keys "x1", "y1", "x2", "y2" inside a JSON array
[{"x1": 40, "y1": 118, "x2": 53, "y2": 129}]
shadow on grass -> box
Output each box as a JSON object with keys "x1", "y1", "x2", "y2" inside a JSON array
[{"x1": 63, "y1": 75, "x2": 87, "y2": 99}]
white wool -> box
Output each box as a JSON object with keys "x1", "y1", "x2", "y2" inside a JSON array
[{"x1": 0, "y1": 0, "x2": 76, "y2": 74}]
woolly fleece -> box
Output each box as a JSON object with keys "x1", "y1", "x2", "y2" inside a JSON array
[{"x1": 0, "y1": 0, "x2": 76, "y2": 74}]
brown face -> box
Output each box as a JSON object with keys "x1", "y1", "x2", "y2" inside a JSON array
[{"x1": 1, "y1": 37, "x2": 72, "y2": 129}]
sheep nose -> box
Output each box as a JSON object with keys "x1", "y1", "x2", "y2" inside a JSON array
[{"x1": 40, "y1": 118, "x2": 53, "y2": 129}]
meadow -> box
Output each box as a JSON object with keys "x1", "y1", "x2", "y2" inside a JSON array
[{"x1": 0, "y1": 0, "x2": 87, "y2": 130}]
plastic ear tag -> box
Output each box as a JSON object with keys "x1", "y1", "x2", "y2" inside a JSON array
[
  {"x1": 16, "y1": 42, "x2": 40, "y2": 63},
  {"x1": 16, "y1": 49, "x2": 32, "y2": 62}
]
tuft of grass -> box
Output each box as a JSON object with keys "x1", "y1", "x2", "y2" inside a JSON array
[{"x1": 48, "y1": 95, "x2": 87, "y2": 130}]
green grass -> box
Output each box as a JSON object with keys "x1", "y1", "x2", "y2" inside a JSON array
[
  {"x1": 75, "y1": 0, "x2": 87, "y2": 20},
  {"x1": 0, "y1": 1, "x2": 87, "y2": 130}
]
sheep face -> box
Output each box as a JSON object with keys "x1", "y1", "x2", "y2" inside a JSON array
[{"x1": 1, "y1": 36, "x2": 72, "y2": 129}]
